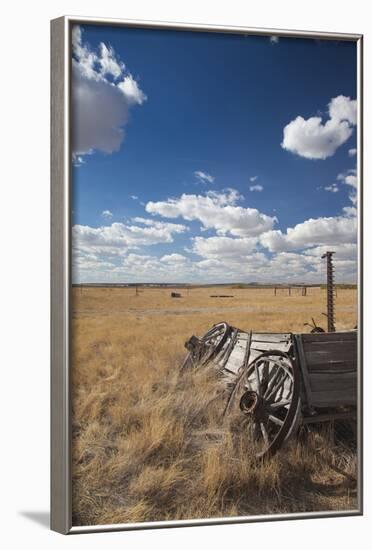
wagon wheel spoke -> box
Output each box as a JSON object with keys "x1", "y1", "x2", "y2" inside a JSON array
[
  {"x1": 266, "y1": 371, "x2": 287, "y2": 403},
  {"x1": 277, "y1": 382, "x2": 285, "y2": 402},
  {"x1": 263, "y1": 365, "x2": 282, "y2": 399},
  {"x1": 254, "y1": 364, "x2": 261, "y2": 395},
  {"x1": 269, "y1": 400, "x2": 291, "y2": 409},
  {"x1": 245, "y1": 377, "x2": 253, "y2": 390},
  {"x1": 260, "y1": 422, "x2": 270, "y2": 447},
  {"x1": 268, "y1": 414, "x2": 284, "y2": 427},
  {"x1": 261, "y1": 359, "x2": 270, "y2": 395},
  {"x1": 249, "y1": 420, "x2": 261, "y2": 441}
]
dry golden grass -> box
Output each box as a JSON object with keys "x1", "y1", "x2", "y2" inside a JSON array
[{"x1": 71, "y1": 286, "x2": 358, "y2": 526}]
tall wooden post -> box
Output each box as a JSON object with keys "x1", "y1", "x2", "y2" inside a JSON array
[{"x1": 321, "y1": 251, "x2": 335, "y2": 332}]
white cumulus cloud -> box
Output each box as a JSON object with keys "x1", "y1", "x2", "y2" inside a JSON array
[
  {"x1": 281, "y1": 95, "x2": 357, "y2": 160},
  {"x1": 260, "y1": 214, "x2": 357, "y2": 253},
  {"x1": 145, "y1": 189, "x2": 277, "y2": 237},
  {"x1": 303, "y1": 243, "x2": 357, "y2": 261},
  {"x1": 342, "y1": 206, "x2": 357, "y2": 217},
  {"x1": 249, "y1": 184, "x2": 264, "y2": 192},
  {"x1": 73, "y1": 219, "x2": 186, "y2": 259},
  {"x1": 191, "y1": 235, "x2": 257, "y2": 259},
  {"x1": 160, "y1": 253, "x2": 188, "y2": 263},
  {"x1": 72, "y1": 25, "x2": 146, "y2": 158},
  {"x1": 337, "y1": 168, "x2": 358, "y2": 206},
  {"x1": 337, "y1": 168, "x2": 357, "y2": 189}
]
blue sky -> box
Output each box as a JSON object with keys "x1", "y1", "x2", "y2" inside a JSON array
[{"x1": 71, "y1": 24, "x2": 358, "y2": 284}]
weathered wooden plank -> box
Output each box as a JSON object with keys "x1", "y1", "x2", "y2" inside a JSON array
[
  {"x1": 310, "y1": 389, "x2": 357, "y2": 407},
  {"x1": 306, "y1": 360, "x2": 357, "y2": 373},
  {"x1": 301, "y1": 331, "x2": 357, "y2": 343},
  {"x1": 303, "y1": 340, "x2": 357, "y2": 353},
  {"x1": 235, "y1": 342, "x2": 249, "y2": 349},
  {"x1": 242, "y1": 349, "x2": 262, "y2": 367},
  {"x1": 230, "y1": 340, "x2": 247, "y2": 354},
  {"x1": 228, "y1": 353, "x2": 243, "y2": 369},
  {"x1": 250, "y1": 341, "x2": 292, "y2": 352},
  {"x1": 294, "y1": 335, "x2": 314, "y2": 408},
  {"x1": 223, "y1": 333, "x2": 250, "y2": 373},
  {"x1": 303, "y1": 411, "x2": 356, "y2": 424},
  {"x1": 236, "y1": 333, "x2": 250, "y2": 341},
  {"x1": 251, "y1": 333, "x2": 292, "y2": 343},
  {"x1": 309, "y1": 371, "x2": 357, "y2": 392},
  {"x1": 224, "y1": 362, "x2": 244, "y2": 374},
  {"x1": 303, "y1": 348, "x2": 357, "y2": 365},
  {"x1": 235, "y1": 344, "x2": 247, "y2": 355},
  {"x1": 227, "y1": 351, "x2": 245, "y2": 361}
]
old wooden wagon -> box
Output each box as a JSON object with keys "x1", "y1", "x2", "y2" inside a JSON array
[{"x1": 181, "y1": 322, "x2": 358, "y2": 458}]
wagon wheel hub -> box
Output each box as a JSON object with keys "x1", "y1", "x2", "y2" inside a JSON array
[
  {"x1": 240, "y1": 390, "x2": 260, "y2": 415},
  {"x1": 240, "y1": 390, "x2": 273, "y2": 422}
]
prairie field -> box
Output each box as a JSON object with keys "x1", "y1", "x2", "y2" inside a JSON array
[{"x1": 71, "y1": 286, "x2": 358, "y2": 526}]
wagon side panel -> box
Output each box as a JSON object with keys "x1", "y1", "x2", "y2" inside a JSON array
[{"x1": 296, "y1": 332, "x2": 357, "y2": 409}]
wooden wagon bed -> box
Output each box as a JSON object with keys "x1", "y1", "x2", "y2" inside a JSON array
[{"x1": 182, "y1": 322, "x2": 358, "y2": 458}]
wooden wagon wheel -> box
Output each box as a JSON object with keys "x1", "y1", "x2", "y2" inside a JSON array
[
  {"x1": 199, "y1": 322, "x2": 230, "y2": 364},
  {"x1": 181, "y1": 322, "x2": 230, "y2": 370},
  {"x1": 225, "y1": 350, "x2": 301, "y2": 458}
]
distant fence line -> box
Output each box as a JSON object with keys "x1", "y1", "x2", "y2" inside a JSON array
[
  {"x1": 273, "y1": 286, "x2": 319, "y2": 296},
  {"x1": 72, "y1": 283, "x2": 355, "y2": 291}
]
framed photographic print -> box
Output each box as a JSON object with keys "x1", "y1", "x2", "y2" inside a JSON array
[{"x1": 51, "y1": 16, "x2": 363, "y2": 534}]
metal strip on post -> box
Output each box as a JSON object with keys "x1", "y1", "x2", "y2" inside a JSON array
[{"x1": 322, "y1": 251, "x2": 335, "y2": 332}]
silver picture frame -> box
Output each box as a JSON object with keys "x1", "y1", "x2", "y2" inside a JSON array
[{"x1": 51, "y1": 15, "x2": 363, "y2": 534}]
